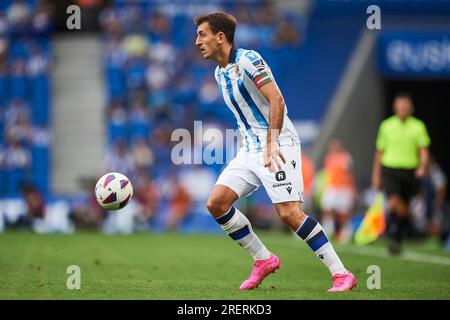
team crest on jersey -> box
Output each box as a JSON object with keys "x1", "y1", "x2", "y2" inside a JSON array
[{"x1": 235, "y1": 65, "x2": 241, "y2": 77}]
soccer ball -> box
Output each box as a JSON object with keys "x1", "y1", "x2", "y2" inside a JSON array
[{"x1": 95, "y1": 172, "x2": 133, "y2": 210}]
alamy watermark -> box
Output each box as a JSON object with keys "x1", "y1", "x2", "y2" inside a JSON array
[
  {"x1": 66, "y1": 265, "x2": 81, "y2": 290},
  {"x1": 66, "y1": 5, "x2": 81, "y2": 30},
  {"x1": 366, "y1": 265, "x2": 381, "y2": 289},
  {"x1": 171, "y1": 121, "x2": 240, "y2": 165},
  {"x1": 366, "y1": 5, "x2": 381, "y2": 30},
  {"x1": 170, "y1": 121, "x2": 286, "y2": 166}
]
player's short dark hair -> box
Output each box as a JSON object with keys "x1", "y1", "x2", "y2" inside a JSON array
[
  {"x1": 194, "y1": 12, "x2": 237, "y2": 44},
  {"x1": 394, "y1": 92, "x2": 413, "y2": 102}
]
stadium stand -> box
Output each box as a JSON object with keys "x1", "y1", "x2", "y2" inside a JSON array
[{"x1": 0, "y1": 0, "x2": 52, "y2": 198}]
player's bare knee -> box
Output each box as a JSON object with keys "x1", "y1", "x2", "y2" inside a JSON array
[
  {"x1": 278, "y1": 208, "x2": 299, "y2": 228},
  {"x1": 206, "y1": 197, "x2": 231, "y2": 216}
]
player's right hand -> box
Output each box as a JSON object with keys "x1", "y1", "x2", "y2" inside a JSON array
[
  {"x1": 264, "y1": 142, "x2": 286, "y2": 173},
  {"x1": 371, "y1": 174, "x2": 381, "y2": 190}
]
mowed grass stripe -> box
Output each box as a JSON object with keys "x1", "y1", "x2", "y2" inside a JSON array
[{"x1": 0, "y1": 232, "x2": 449, "y2": 299}]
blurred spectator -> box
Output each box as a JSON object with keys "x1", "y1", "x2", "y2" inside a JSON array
[
  {"x1": 107, "y1": 100, "x2": 128, "y2": 142},
  {"x1": 31, "y1": 0, "x2": 52, "y2": 35},
  {"x1": 198, "y1": 77, "x2": 221, "y2": 119},
  {"x1": 29, "y1": 124, "x2": 50, "y2": 147},
  {"x1": 0, "y1": 142, "x2": 5, "y2": 195},
  {"x1": 129, "y1": 90, "x2": 150, "y2": 121},
  {"x1": 104, "y1": 139, "x2": 135, "y2": 177},
  {"x1": 120, "y1": 2, "x2": 145, "y2": 33},
  {"x1": 164, "y1": 175, "x2": 192, "y2": 231},
  {"x1": 320, "y1": 138, "x2": 356, "y2": 243},
  {"x1": 3, "y1": 138, "x2": 31, "y2": 171},
  {"x1": 246, "y1": 190, "x2": 279, "y2": 231},
  {"x1": 71, "y1": 178, "x2": 106, "y2": 230},
  {"x1": 101, "y1": 201, "x2": 138, "y2": 234},
  {"x1": 26, "y1": 45, "x2": 49, "y2": 77},
  {"x1": 134, "y1": 173, "x2": 160, "y2": 230},
  {"x1": 146, "y1": 63, "x2": 170, "y2": 92},
  {"x1": 104, "y1": 33, "x2": 126, "y2": 64},
  {"x1": 0, "y1": 11, "x2": 8, "y2": 36},
  {"x1": 99, "y1": 6, "x2": 123, "y2": 37},
  {"x1": 301, "y1": 152, "x2": 315, "y2": 212},
  {"x1": 148, "y1": 38, "x2": 175, "y2": 66},
  {"x1": 3, "y1": 138, "x2": 31, "y2": 196},
  {"x1": 131, "y1": 137, "x2": 154, "y2": 171},
  {"x1": 5, "y1": 114, "x2": 30, "y2": 144},
  {"x1": 273, "y1": 20, "x2": 301, "y2": 48},
  {"x1": 21, "y1": 183, "x2": 45, "y2": 220},
  {"x1": 122, "y1": 34, "x2": 149, "y2": 59},
  {"x1": 422, "y1": 156, "x2": 447, "y2": 237},
  {"x1": 147, "y1": 11, "x2": 172, "y2": 44},
  {"x1": 5, "y1": 98, "x2": 30, "y2": 126},
  {"x1": 150, "y1": 121, "x2": 175, "y2": 177},
  {"x1": 178, "y1": 164, "x2": 216, "y2": 213},
  {"x1": 233, "y1": 5, "x2": 258, "y2": 47},
  {"x1": 6, "y1": 0, "x2": 32, "y2": 33},
  {"x1": 125, "y1": 55, "x2": 147, "y2": 90},
  {"x1": 254, "y1": 2, "x2": 279, "y2": 46}
]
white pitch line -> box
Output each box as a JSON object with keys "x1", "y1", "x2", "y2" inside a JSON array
[
  {"x1": 338, "y1": 245, "x2": 450, "y2": 266},
  {"x1": 278, "y1": 239, "x2": 450, "y2": 266}
]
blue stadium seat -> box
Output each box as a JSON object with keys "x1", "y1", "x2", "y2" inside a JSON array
[
  {"x1": 129, "y1": 121, "x2": 150, "y2": 140},
  {"x1": 108, "y1": 121, "x2": 129, "y2": 144},
  {"x1": 6, "y1": 168, "x2": 28, "y2": 197},
  {"x1": 0, "y1": 169, "x2": 5, "y2": 196},
  {"x1": 0, "y1": 74, "x2": 8, "y2": 104},
  {"x1": 106, "y1": 67, "x2": 126, "y2": 99},
  {"x1": 10, "y1": 74, "x2": 28, "y2": 100}
]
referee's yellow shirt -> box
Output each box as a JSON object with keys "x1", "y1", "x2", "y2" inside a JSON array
[{"x1": 376, "y1": 115, "x2": 430, "y2": 169}]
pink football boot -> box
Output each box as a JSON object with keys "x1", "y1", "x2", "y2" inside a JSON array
[
  {"x1": 239, "y1": 254, "x2": 281, "y2": 290},
  {"x1": 327, "y1": 271, "x2": 357, "y2": 292}
]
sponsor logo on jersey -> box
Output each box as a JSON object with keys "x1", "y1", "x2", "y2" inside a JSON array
[
  {"x1": 275, "y1": 171, "x2": 286, "y2": 181},
  {"x1": 272, "y1": 182, "x2": 292, "y2": 188},
  {"x1": 252, "y1": 59, "x2": 265, "y2": 73}
]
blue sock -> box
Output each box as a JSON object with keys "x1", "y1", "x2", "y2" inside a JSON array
[{"x1": 296, "y1": 215, "x2": 346, "y2": 275}]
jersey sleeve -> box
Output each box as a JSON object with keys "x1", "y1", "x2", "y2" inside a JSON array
[
  {"x1": 239, "y1": 50, "x2": 273, "y2": 89},
  {"x1": 375, "y1": 122, "x2": 386, "y2": 151},
  {"x1": 417, "y1": 121, "x2": 431, "y2": 147}
]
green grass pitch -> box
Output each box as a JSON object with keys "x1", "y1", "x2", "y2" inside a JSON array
[{"x1": 1, "y1": 231, "x2": 449, "y2": 299}]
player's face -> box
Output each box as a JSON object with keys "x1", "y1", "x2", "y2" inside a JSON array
[
  {"x1": 195, "y1": 22, "x2": 218, "y2": 60},
  {"x1": 394, "y1": 97, "x2": 413, "y2": 120}
]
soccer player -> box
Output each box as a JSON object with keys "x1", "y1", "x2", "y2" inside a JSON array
[
  {"x1": 194, "y1": 12, "x2": 356, "y2": 292},
  {"x1": 372, "y1": 93, "x2": 431, "y2": 255}
]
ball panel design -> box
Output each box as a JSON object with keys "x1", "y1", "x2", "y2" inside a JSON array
[{"x1": 95, "y1": 172, "x2": 133, "y2": 210}]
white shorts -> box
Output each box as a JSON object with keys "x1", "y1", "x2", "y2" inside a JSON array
[
  {"x1": 321, "y1": 187, "x2": 354, "y2": 213},
  {"x1": 216, "y1": 139, "x2": 304, "y2": 204}
]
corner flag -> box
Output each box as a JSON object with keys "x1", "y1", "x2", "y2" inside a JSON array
[{"x1": 355, "y1": 192, "x2": 386, "y2": 246}]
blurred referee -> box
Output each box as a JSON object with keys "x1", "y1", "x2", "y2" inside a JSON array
[{"x1": 372, "y1": 93, "x2": 431, "y2": 255}]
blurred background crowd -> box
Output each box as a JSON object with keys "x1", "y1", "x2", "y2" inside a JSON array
[{"x1": 0, "y1": 0, "x2": 448, "y2": 250}]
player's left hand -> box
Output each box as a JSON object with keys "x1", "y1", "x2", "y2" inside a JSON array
[
  {"x1": 264, "y1": 142, "x2": 286, "y2": 173},
  {"x1": 415, "y1": 165, "x2": 426, "y2": 179}
]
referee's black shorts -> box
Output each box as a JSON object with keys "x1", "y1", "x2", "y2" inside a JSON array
[{"x1": 382, "y1": 166, "x2": 420, "y2": 202}]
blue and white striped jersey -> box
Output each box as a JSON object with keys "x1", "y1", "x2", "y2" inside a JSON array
[{"x1": 214, "y1": 47, "x2": 299, "y2": 152}]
